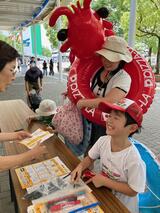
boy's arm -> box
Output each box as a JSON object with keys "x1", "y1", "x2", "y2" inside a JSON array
[
  {"x1": 71, "y1": 156, "x2": 94, "y2": 183},
  {"x1": 87, "y1": 174, "x2": 137, "y2": 197},
  {"x1": 103, "y1": 176, "x2": 137, "y2": 196}
]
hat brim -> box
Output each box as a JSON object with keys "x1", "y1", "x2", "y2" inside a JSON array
[
  {"x1": 35, "y1": 108, "x2": 57, "y2": 116},
  {"x1": 99, "y1": 102, "x2": 125, "y2": 113},
  {"x1": 96, "y1": 48, "x2": 132, "y2": 63}
]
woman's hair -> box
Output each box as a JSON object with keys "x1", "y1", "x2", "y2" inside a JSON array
[
  {"x1": 0, "y1": 40, "x2": 20, "y2": 72},
  {"x1": 124, "y1": 112, "x2": 141, "y2": 137}
]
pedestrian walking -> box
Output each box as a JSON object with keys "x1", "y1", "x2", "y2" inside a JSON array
[
  {"x1": 49, "y1": 58, "x2": 54, "y2": 76},
  {"x1": 42, "y1": 60, "x2": 48, "y2": 76}
]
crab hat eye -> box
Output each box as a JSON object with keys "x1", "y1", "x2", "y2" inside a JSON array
[
  {"x1": 57, "y1": 29, "x2": 68, "y2": 41},
  {"x1": 96, "y1": 7, "x2": 109, "y2": 18}
]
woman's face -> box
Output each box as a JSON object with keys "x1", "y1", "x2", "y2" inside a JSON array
[
  {"x1": 101, "y1": 56, "x2": 120, "y2": 71},
  {"x1": 0, "y1": 59, "x2": 17, "y2": 92}
]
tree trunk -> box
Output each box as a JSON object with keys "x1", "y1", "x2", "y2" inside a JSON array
[
  {"x1": 148, "y1": 47, "x2": 152, "y2": 65},
  {"x1": 156, "y1": 37, "x2": 160, "y2": 74}
]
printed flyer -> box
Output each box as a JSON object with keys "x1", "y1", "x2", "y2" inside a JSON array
[
  {"x1": 15, "y1": 157, "x2": 70, "y2": 189},
  {"x1": 19, "y1": 128, "x2": 54, "y2": 149}
]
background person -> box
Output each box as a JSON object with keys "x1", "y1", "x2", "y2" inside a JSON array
[
  {"x1": 71, "y1": 98, "x2": 146, "y2": 213},
  {"x1": 77, "y1": 36, "x2": 133, "y2": 153},
  {"x1": 0, "y1": 40, "x2": 48, "y2": 171},
  {"x1": 42, "y1": 60, "x2": 48, "y2": 76},
  {"x1": 49, "y1": 58, "x2": 54, "y2": 76},
  {"x1": 25, "y1": 63, "x2": 43, "y2": 109}
]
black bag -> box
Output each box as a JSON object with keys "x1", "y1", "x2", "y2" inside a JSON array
[{"x1": 28, "y1": 93, "x2": 42, "y2": 111}]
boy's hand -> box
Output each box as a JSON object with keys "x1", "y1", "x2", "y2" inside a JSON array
[
  {"x1": 70, "y1": 165, "x2": 83, "y2": 184},
  {"x1": 45, "y1": 126, "x2": 56, "y2": 134},
  {"x1": 14, "y1": 131, "x2": 31, "y2": 141},
  {"x1": 26, "y1": 116, "x2": 37, "y2": 124},
  {"x1": 85, "y1": 173, "x2": 106, "y2": 188}
]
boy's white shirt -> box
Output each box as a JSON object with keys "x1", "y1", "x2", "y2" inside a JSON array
[{"x1": 88, "y1": 135, "x2": 146, "y2": 213}]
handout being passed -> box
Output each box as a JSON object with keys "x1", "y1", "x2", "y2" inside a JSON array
[{"x1": 19, "y1": 128, "x2": 54, "y2": 149}]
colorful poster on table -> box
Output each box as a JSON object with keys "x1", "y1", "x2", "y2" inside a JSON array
[{"x1": 15, "y1": 157, "x2": 70, "y2": 189}]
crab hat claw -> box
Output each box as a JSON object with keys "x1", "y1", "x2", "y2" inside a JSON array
[{"x1": 49, "y1": 7, "x2": 73, "y2": 27}]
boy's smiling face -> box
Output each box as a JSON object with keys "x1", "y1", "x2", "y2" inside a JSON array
[{"x1": 106, "y1": 110, "x2": 137, "y2": 137}]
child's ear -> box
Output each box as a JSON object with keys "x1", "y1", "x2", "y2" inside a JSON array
[{"x1": 129, "y1": 124, "x2": 138, "y2": 133}]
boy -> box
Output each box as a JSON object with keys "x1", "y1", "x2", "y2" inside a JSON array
[{"x1": 71, "y1": 98, "x2": 146, "y2": 213}]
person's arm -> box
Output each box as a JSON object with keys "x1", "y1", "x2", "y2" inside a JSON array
[
  {"x1": 37, "y1": 77, "x2": 42, "y2": 93},
  {"x1": 25, "y1": 80, "x2": 30, "y2": 96},
  {"x1": 0, "y1": 131, "x2": 31, "y2": 142},
  {"x1": 77, "y1": 88, "x2": 126, "y2": 109},
  {"x1": 0, "y1": 143, "x2": 48, "y2": 172},
  {"x1": 70, "y1": 156, "x2": 94, "y2": 183},
  {"x1": 86, "y1": 174, "x2": 137, "y2": 196}
]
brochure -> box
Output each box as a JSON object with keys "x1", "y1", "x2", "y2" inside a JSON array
[
  {"x1": 19, "y1": 128, "x2": 54, "y2": 149},
  {"x1": 15, "y1": 157, "x2": 70, "y2": 189}
]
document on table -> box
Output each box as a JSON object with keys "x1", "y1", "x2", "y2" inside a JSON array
[
  {"x1": 19, "y1": 128, "x2": 54, "y2": 149},
  {"x1": 15, "y1": 156, "x2": 70, "y2": 189}
]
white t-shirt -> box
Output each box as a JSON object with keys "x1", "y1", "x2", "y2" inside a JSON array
[
  {"x1": 88, "y1": 136, "x2": 146, "y2": 213},
  {"x1": 92, "y1": 69, "x2": 131, "y2": 97}
]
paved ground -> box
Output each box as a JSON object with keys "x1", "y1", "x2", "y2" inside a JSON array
[{"x1": 0, "y1": 73, "x2": 160, "y2": 212}]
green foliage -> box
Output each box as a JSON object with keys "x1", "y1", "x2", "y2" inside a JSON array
[
  {"x1": 0, "y1": 32, "x2": 22, "y2": 54},
  {"x1": 121, "y1": 0, "x2": 160, "y2": 72},
  {"x1": 92, "y1": 0, "x2": 128, "y2": 36},
  {"x1": 42, "y1": 47, "x2": 52, "y2": 57}
]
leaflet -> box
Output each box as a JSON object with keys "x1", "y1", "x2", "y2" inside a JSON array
[
  {"x1": 15, "y1": 157, "x2": 70, "y2": 189},
  {"x1": 19, "y1": 128, "x2": 53, "y2": 149}
]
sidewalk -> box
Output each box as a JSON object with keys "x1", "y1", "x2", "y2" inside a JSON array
[{"x1": 0, "y1": 76, "x2": 159, "y2": 213}]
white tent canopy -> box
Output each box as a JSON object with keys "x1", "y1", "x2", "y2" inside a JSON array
[{"x1": 0, "y1": 0, "x2": 56, "y2": 31}]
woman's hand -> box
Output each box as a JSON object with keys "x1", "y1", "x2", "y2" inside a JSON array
[
  {"x1": 28, "y1": 142, "x2": 48, "y2": 160},
  {"x1": 13, "y1": 131, "x2": 31, "y2": 141},
  {"x1": 77, "y1": 99, "x2": 85, "y2": 109},
  {"x1": 85, "y1": 173, "x2": 106, "y2": 188}
]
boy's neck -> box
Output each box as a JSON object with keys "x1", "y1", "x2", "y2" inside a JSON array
[{"x1": 110, "y1": 135, "x2": 131, "y2": 152}]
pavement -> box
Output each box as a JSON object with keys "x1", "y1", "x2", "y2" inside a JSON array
[{"x1": 0, "y1": 72, "x2": 160, "y2": 212}]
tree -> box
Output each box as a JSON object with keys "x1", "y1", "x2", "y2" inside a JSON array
[
  {"x1": 91, "y1": 0, "x2": 127, "y2": 36},
  {"x1": 121, "y1": 0, "x2": 160, "y2": 73},
  {"x1": 42, "y1": 47, "x2": 52, "y2": 57}
]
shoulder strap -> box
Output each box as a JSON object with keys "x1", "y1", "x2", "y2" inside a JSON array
[{"x1": 91, "y1": 67, "x2": 104, "y2": 90}]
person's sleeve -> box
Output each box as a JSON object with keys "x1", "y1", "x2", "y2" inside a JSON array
[
  {"x1": 126, "y1": 160, "x2": 146, "y2": 193},
  {"x1": 88, "y1": 137, "x2": 102, "y2": 160},
  {"x1": 112, "y1": 70, "x2": 131, "y2": 94}
]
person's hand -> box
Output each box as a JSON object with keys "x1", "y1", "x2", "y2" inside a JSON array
[
  {"x1": 37, "y1": 87, "x2": 42, "y2": 94},
  {"x1": 14, "y1": 131, "x2": 31, "y2": 141},
  {"x1": 61, "y1": 91, "x2": 68, "y2": 99},
  {"x1": 26, "y1": 116, "x2": 37, "y2": 124},
  {"x1": 77, "y1": 99, "x2": 85, "y2": 109},
  {"x1": 85, "y1": 173, "x2": 106, "y2": 188},
  {"x1": 45, "y1": 126, "x2": 57, "y2": 134},
  {"x1": 29, "y1": 143, "x2": 48, "y2": 159},
  {"x1": 70, "y1": 164, "x2": 83, "y2": 184}
]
